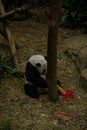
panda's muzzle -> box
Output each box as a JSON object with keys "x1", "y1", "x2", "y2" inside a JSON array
[{"x1": 43, "y1": 69, "x2": 46, "y2": 73}]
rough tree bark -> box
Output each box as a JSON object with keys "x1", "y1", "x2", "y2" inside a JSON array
[
  {"x1": 0, "y1": 0, "x2": 20, "y2": 71},
  {"x1": 47, "y1": 0, "x2": 62, "y2": 102}
]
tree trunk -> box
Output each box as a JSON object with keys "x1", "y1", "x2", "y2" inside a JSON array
[{"x1": 47, "y1": 0, "x2": 62, "y2": 102}]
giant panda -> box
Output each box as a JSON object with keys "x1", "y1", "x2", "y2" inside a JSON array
[{"x1": 24, "y1": 55, "x2": 47, "y2": 99}]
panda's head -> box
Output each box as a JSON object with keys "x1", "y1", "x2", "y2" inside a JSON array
[{"x1": 28, "y1": 55, "x2": 47, "y2": 75}]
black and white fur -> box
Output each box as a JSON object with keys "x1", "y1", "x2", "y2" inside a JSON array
[{"x1": 24, "y1": 55, "x2": 47, "y2": 99}]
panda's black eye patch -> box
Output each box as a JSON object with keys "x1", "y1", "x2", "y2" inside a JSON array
[
  {"x1": 45, "y1": 56, "x2": 47, "y2": 61},
  {"x1": 43, "y1": 69, "x2": 46, "y2": 73},
  {"x1": 36, "y1": 63, "x2": 41, "y2": 67}
]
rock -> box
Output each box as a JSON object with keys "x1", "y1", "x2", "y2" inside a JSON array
[
  {"x1": 64, "y1": 34, "x2": 87, "y2": 73},
  {"x1": 80, "y1": 69, "x2": 87, "y2": 91},
  {"x1": 75, "y1": 47, "x2": 87, "y2": 72},
  {"x1": 65, "y1": 34, "x2": 87, "y2": 51},
  {"x1": 64, "y1": 34, "x2": 87, "y2": 90}
]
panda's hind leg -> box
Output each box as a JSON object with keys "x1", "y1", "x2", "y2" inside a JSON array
[{"x1": 24, "y1": 84, "x2": 39, "y2": 99}]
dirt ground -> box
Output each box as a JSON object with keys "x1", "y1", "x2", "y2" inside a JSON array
[{"x1": 0, "y1": 20, "x2": 87, "y2": 130}]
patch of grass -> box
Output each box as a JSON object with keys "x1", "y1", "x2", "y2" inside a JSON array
[
  {"x1": 0, "y1": 55, "x2": 24, "y2": 78},
  {"x1": 0, "y1": 119, "x2": 13, "y2": 130}
]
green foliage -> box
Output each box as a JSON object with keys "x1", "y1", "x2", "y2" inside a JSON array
[
  {"x1": 0, "y1": 55, "x2": 24, "y2": 78},
  {"x1": 0, "y1": 119, "x2": 13, "y2": 130}
]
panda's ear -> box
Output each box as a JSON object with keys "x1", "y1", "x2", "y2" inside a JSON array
[
  {"x1": 36, "y1": 63, "x2": 41, "y2": 67},
  {"x1": 45, "y1": 56, "x2": 47, "y2": 61}
]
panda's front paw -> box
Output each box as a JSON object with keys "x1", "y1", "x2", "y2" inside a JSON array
[{"x1": 38, "y1": 88, "x2": 48, "y2": 95}]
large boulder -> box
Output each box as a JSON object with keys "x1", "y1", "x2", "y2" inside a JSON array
[
  {"x1": 65, "y1": 34, "x2": 87, "y2": 51},
  {"x1": 75, "y1": 47, "x2": 87, "y2": 72},
  {"x1": 64, "y1": 34, "x2": 87, "y2": 90},
  {"x1": 80, "y1": 69, "x2": 87, "y2": 92},
  {"x1": 65, "y1": 34, "x2": 87, "y2": 72}
]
